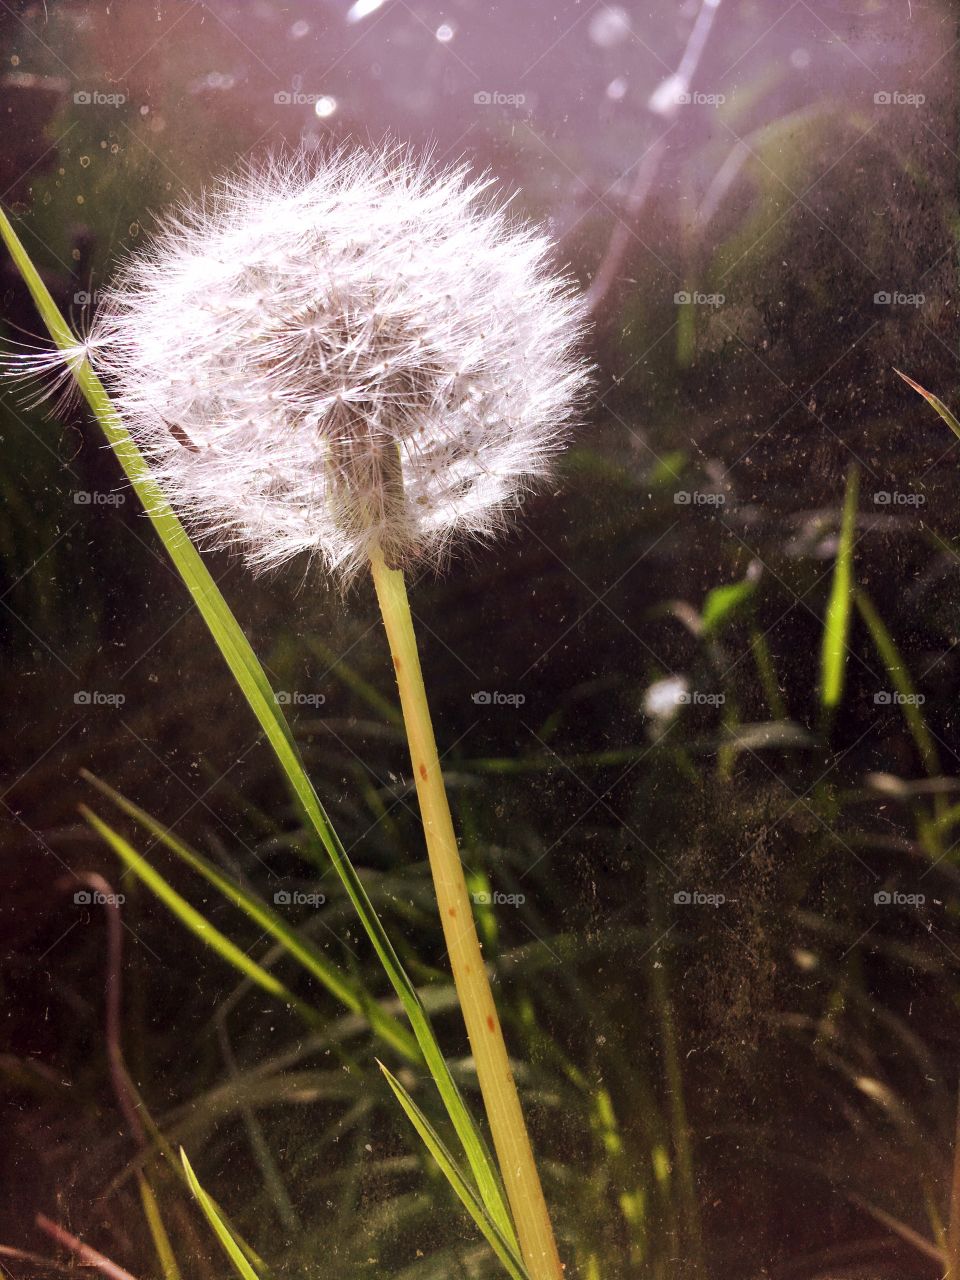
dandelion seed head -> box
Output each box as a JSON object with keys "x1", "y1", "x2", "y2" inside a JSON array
[{"x1": 17, "y1": 146, "x2": 591, "y2": 582}]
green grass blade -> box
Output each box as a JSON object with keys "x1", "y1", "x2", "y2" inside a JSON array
[
  {"x1": 895, "y1": 369, "x2": 960, "y2": 439},
  {"x1": 820, "y1": 465, "x2": 859, "y2": 709},
  {"x1": 378, "y1": 1063, "x2": 530, "y2": 1280},
  {"x1": 136, "y1": 1172, "x2": 182, "y2": 1280},
  {"x1": 82, "y1": 806, "x2": 323, "y2": 1028},
  {"x1": 180, "y1": 1149, "x2": 262, "y2": 1280},
  {"x1": 0, "y1": 206, "x2": 515, "y2": 1249},
  {"x1": 854, "y1": 590, "x2": 939, "y2": 776},
  {"x1": 82, "y1": 770, "x2": 418, "y2": 1062}
]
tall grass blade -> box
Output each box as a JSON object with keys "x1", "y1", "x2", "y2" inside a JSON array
[
  {"x1": 820, "y1": 464, "x2": 859, "y2": 709},
  {"x1": 750, "y1": 629, "x2": 787, "y2": 720},
  {"x1": 180, "y1": 1150, "x2": 262, "y2": 1280},
  {"x1": 854, "y1": 590, "x2": 939, "y2": 776},
  {"x1": 377, "y1": 1062, "x2": 530, "y2": 1280},
  {"x1": 136, "y1": 1173, "x2": 182, "y2": 1280},
  {"x1": 0, "y1": 206, "x2": 515, "y2": 1249}
]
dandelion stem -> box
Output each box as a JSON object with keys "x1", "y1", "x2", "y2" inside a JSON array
[{"x1": 369, "y1": 547, "x2": 564, "y2": 1280}]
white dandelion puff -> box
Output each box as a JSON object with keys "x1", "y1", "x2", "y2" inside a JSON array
[{"x1": 31, "y1": 146, "x2": 591, "y2": 582}]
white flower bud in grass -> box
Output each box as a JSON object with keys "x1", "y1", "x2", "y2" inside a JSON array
[{"x1": 62, "y1": 146, "x2": 591, "y2": 582}]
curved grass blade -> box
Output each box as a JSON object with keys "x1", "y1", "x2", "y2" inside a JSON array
[
  {"x1": 0, "y1": 207, "x2": 515, "y2": 1249},
  {"x1": 180, "y1": 1150, "x2": 261, "y2": 1280},
  {"x1": 82, "y1": 770, "x2": 418, "y2": 1062},
  {"x1": 378, "y1": 1063, "x2": 530, "y2": 1280},
  {"x1": 700, "y1": 572, "x2": 756, "y2": 636},
  {"x1": 895, "y1": 369, "x2": 960, "y2": 439},
  {"x1": 820, "y1": 464, "x2": 859, "y2": 710}
]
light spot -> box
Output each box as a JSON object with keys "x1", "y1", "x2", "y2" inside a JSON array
[
  {"x1": 346, "y1": 0, "x2": 386, "y2": 22},
  {"x1": 643, "y1": 675, "x2": 688, "y2": 720},
  {"x1": 588, "y1": 6, "x2": 630, "y2": 48},
  {"x1": 435, "y1": 23, "x2": 454, "y2": 42},
  {"x1": 314, "y1": 95, "x2": 337, "y2": 119}
]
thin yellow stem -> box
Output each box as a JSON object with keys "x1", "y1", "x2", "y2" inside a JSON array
[{"x1": 369, "y1": 548, "x2": 563, "y2": 1280}]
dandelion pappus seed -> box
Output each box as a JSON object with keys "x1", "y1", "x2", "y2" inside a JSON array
[{"x1": 4, "y1": 146, "x2": 591, "y2": 584}]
